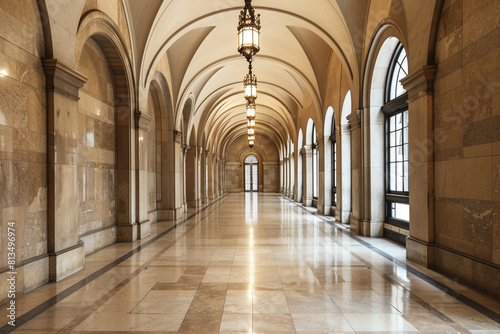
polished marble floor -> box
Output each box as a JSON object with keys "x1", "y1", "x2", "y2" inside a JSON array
[{"x1": 3, "y1": 193, "x2": 500, "y2": 333}]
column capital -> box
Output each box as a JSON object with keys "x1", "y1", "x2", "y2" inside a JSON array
[
  {"x1": 346, "y1": 110, "x2": 361, "y2": 130},
  {"x1": 134, "y1": 111, "x2": 152, "y2": 130},
  {"x1": 174, "y1": 130, "x2": 183, "y2": 143},
  {"x1": 400, "y1": 65, "x2": 437, "y2": 103},
  {"x1": 42, "y1": 59, "x2": 87, "y2": 101}
]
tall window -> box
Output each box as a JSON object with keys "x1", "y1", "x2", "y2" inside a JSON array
[
  {"x1": 312, "y1": 124, "x2": 319, "y2": 199},
  {"x1": 244, "y1": 154, "x2": 258, "y2": 192},
  {"x1": 383, "y1": 42, "x2": 409, "y2": 228},
  {"x1": 331, "y1": 116, "x2": 337, "y2": 206}
]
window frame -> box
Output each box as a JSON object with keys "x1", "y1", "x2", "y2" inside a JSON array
[{"x1": 383, "y1": 42, "x2": 409, "y2": 229}]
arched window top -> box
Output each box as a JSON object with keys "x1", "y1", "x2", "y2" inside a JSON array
[
  {"x1": 331, "y1": 114, "x2": 336, "y2": 136},
  {"x1": 244, "y1": 154, "x2": 258, "y2": 163},
  {"x1": 386, "y1": 43, "x2": 408, "y2": 102},
  {"x1": 312, "y1": 124, "x2": 317, "y2": 146}
]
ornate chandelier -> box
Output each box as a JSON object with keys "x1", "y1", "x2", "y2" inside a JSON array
[
  {"x1": 238, "y1": 0, "x2": 260, "y2": 149},
  {"x1": 237, "y1": 0, "x2": 261, "y2": 61}
]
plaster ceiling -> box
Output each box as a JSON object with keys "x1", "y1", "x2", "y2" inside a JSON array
[{"x1": 122, "y1": 0, "x2": 368, "y2": 156}]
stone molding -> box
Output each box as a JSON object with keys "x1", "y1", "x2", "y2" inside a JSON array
[
  {"x1": 42, "y1": 59, "x2": 87, "y2": 101},
  {"x1": 346, "y1": 110, "x2": 361, "y2": 130},
  {"x1": 400, "y1": 65, "x2": 437, "y2": 103},
  {"x1": 134, "y1": 111, "x2": 152, "y2": 130},
  {"x1": 174, "y1": 130, "x2": 183, "y2": 143}
]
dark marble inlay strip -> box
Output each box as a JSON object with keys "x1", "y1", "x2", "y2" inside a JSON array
[
  {"x1": 280, "y1": 194, "x2": 500, "y2": 325},
  {"x1": 0, "y1": 195, "x2": 227, "y2": 333}
]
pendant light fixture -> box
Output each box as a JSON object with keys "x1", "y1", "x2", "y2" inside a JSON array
[
  {"x1": 238, "y1": 0, "x2": 260, "y2": 148},
  {"x1": 237, "y1": 0, "x2": 261, "y2": 61}
]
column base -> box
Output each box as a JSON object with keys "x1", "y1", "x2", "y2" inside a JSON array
[
  {"x1": 336, "y1": 209, "x2": 350, "y2": 224},
  {"x1": 138, "y1": 220, "x2": 151, "y2": 239},
  {"x1": 349, "y1": 217, "x2": 383, "y2": 237},
  {"x1": 117, "y1": 223, "x2": 138, "y2": 242},
  {"x1": 49, "y1": 242, "x2": 84, "y2": 282},
  {"x1": 406, "y1": 236, "x2": 435, "y2": 268}
]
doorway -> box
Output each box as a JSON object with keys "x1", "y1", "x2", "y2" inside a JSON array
[{"x1": 244, "y1": 154, "x2": 259, "y2": 192}]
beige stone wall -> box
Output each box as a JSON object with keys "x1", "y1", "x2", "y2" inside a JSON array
[
  {"x1": 76, "y1": 38, "x2": 117, "y2": 255},
  {"x1": 0, "y1": 0, "x2": 47, "y2": 296},
  {"x1": 225, "y1": 134, "x2": 279, "y2": 193},
  {"x1": 433, "y1": 0, "x2": 500, "y2": 291}
]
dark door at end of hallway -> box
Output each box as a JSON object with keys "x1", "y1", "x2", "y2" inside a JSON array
[{"x1": 244, "y1": 154, "x2": 258, "y2": 192}]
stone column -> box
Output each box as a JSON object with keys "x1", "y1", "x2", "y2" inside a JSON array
[
  {"x1": 337, "y1": 124, "x2": 352, "y2": 223},
  {"x1": 134, "y1": 111, "x2": 152, "y2": 239},
  {"x1": 322, "y1": 135, "x2": 332, "y2": 215},
  {"x1": 202, "y1": 149, "x2": 209, "y2": 204},
  {"x1": 283, "y1": 157, "x2": 289, "y2": 196},
  {"x1": 347, "y1": 111, "x2": 362, "y2": 233},
  {"x1": 317, "y1": 138, "x2": 327, "y2": 214},
  {"x1": 401, "y1": 66, "x2": 437, "y2": 267},
  {"x1": 220, "y1": 159, "x2": 226, "y2": 195},
  {"x1": 279, "y1": 159, "x2": 284, "y2": 193},
  {"x1": 302, "y1": 146, "x2": 313, "y2": 207},
  {"x1": 164, "y1": 130, "x2": 183, "y2": 219},
  {"x1": 214, "y1": 156, "x2": 220, "y2": 198},
  {"x1": 197, "y1": 147, "x2": 203, "y2": 206},
  {"x1": 182, "y1": 144, "x2": 188, "y2": 212},
  {"x1": 207, "y1": 154, "x2": 214, "y2": 202},
  {"x1": 295, "y1": 151, "x2": 302, "y2": 202},
  {"x1": 43, "y1": 59, "x2": 87, "y2": 282},
  {"x1": 185, "y1": 145, "x2": 198, "y2": 208}
]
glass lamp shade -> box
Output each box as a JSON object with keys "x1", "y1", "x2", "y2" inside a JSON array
[
  {"x1": 248, "y1": 128, "x2": 255, "y2": 135},
  {"x1": 244, "y1": 73, "x2": 257, "y2": 102},
  {"x1": 246, "y1": 103, "x2": 256, "y2": 118},
  {"x1": 248, "y1": 139, "x2": 255, "y2": 148},
  {"x1": 237, "y1": 0, "x2": 261, "y2": 60},
  {"x1": 248, "y1": 118, "x2": 255, "y2": 128},
  {"x1": 248, "y1": 134, "x2": 255, "y2": 140}
]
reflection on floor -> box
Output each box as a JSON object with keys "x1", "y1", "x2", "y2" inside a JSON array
[{"x1": 2, "y1": 193, "x2": 500, "y2": 333}]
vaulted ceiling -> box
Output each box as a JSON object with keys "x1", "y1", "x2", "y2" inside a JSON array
[{"x1": 120, "y1": 0, "x2": 374, "y2": 156}]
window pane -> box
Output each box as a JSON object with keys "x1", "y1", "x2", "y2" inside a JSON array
[
  {"x1": 245, "y1": 165, "x2": 251, "y2": 191},
  {"x1": 252, "y1": 165, "x2": 258, "y2": 191},
  {"x1": 392, "y1": 202, "x2": 409, "y2": 221},
  {"x1": 390, "y1": 163, "x2": 396, "y2": 191},
  {"x1": 395, "y1": 113, "x2": 402, "y2": 130},
  {"x1": 404, "y1": 161, "x2": 409, "y2": 192},
  {"x1": 390, "y1": 147, "x2": 396, "y2": 162}
]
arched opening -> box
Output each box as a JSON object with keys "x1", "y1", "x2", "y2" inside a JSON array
[
  {"x1": 370, "y1": 36, "x2": 409, "y2": 244},
  {"x1": 305, "y1": 118, "x2": 318, "y2": 207},
  {"x1": 76, "y1": 34, "x2": 132, "y2": 253},
  {"x1": 324, "y1": 107, "x2": 335, "y2": 214},
  {"x1": 296, "y1": 129, "x2": 304, "y2": 203},
  {"x1": 339, "y1": 90, "x2": 352, "y2": 223},
  {"x1": 244, "y1": 154, "x2": 259, "y2": 192}
]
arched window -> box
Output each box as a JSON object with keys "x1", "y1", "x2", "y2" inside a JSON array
[
  {"x1": 312, "y1": 124, "x2": 319, "y2": 199},
  {"x1": 383, "y1": 42, "x2": 409, "y2": 230},
  {"x1": 331, "y1": 116, "x2": 337, "y2": 206}
]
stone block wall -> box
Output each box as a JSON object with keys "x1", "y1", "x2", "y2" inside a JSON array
[
  {"x1": 433, "y1": 0, "x2": 500, "y2": 294},
  {"x1": 0, "y1": 0, "x2": 48, "y2": 302}
]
